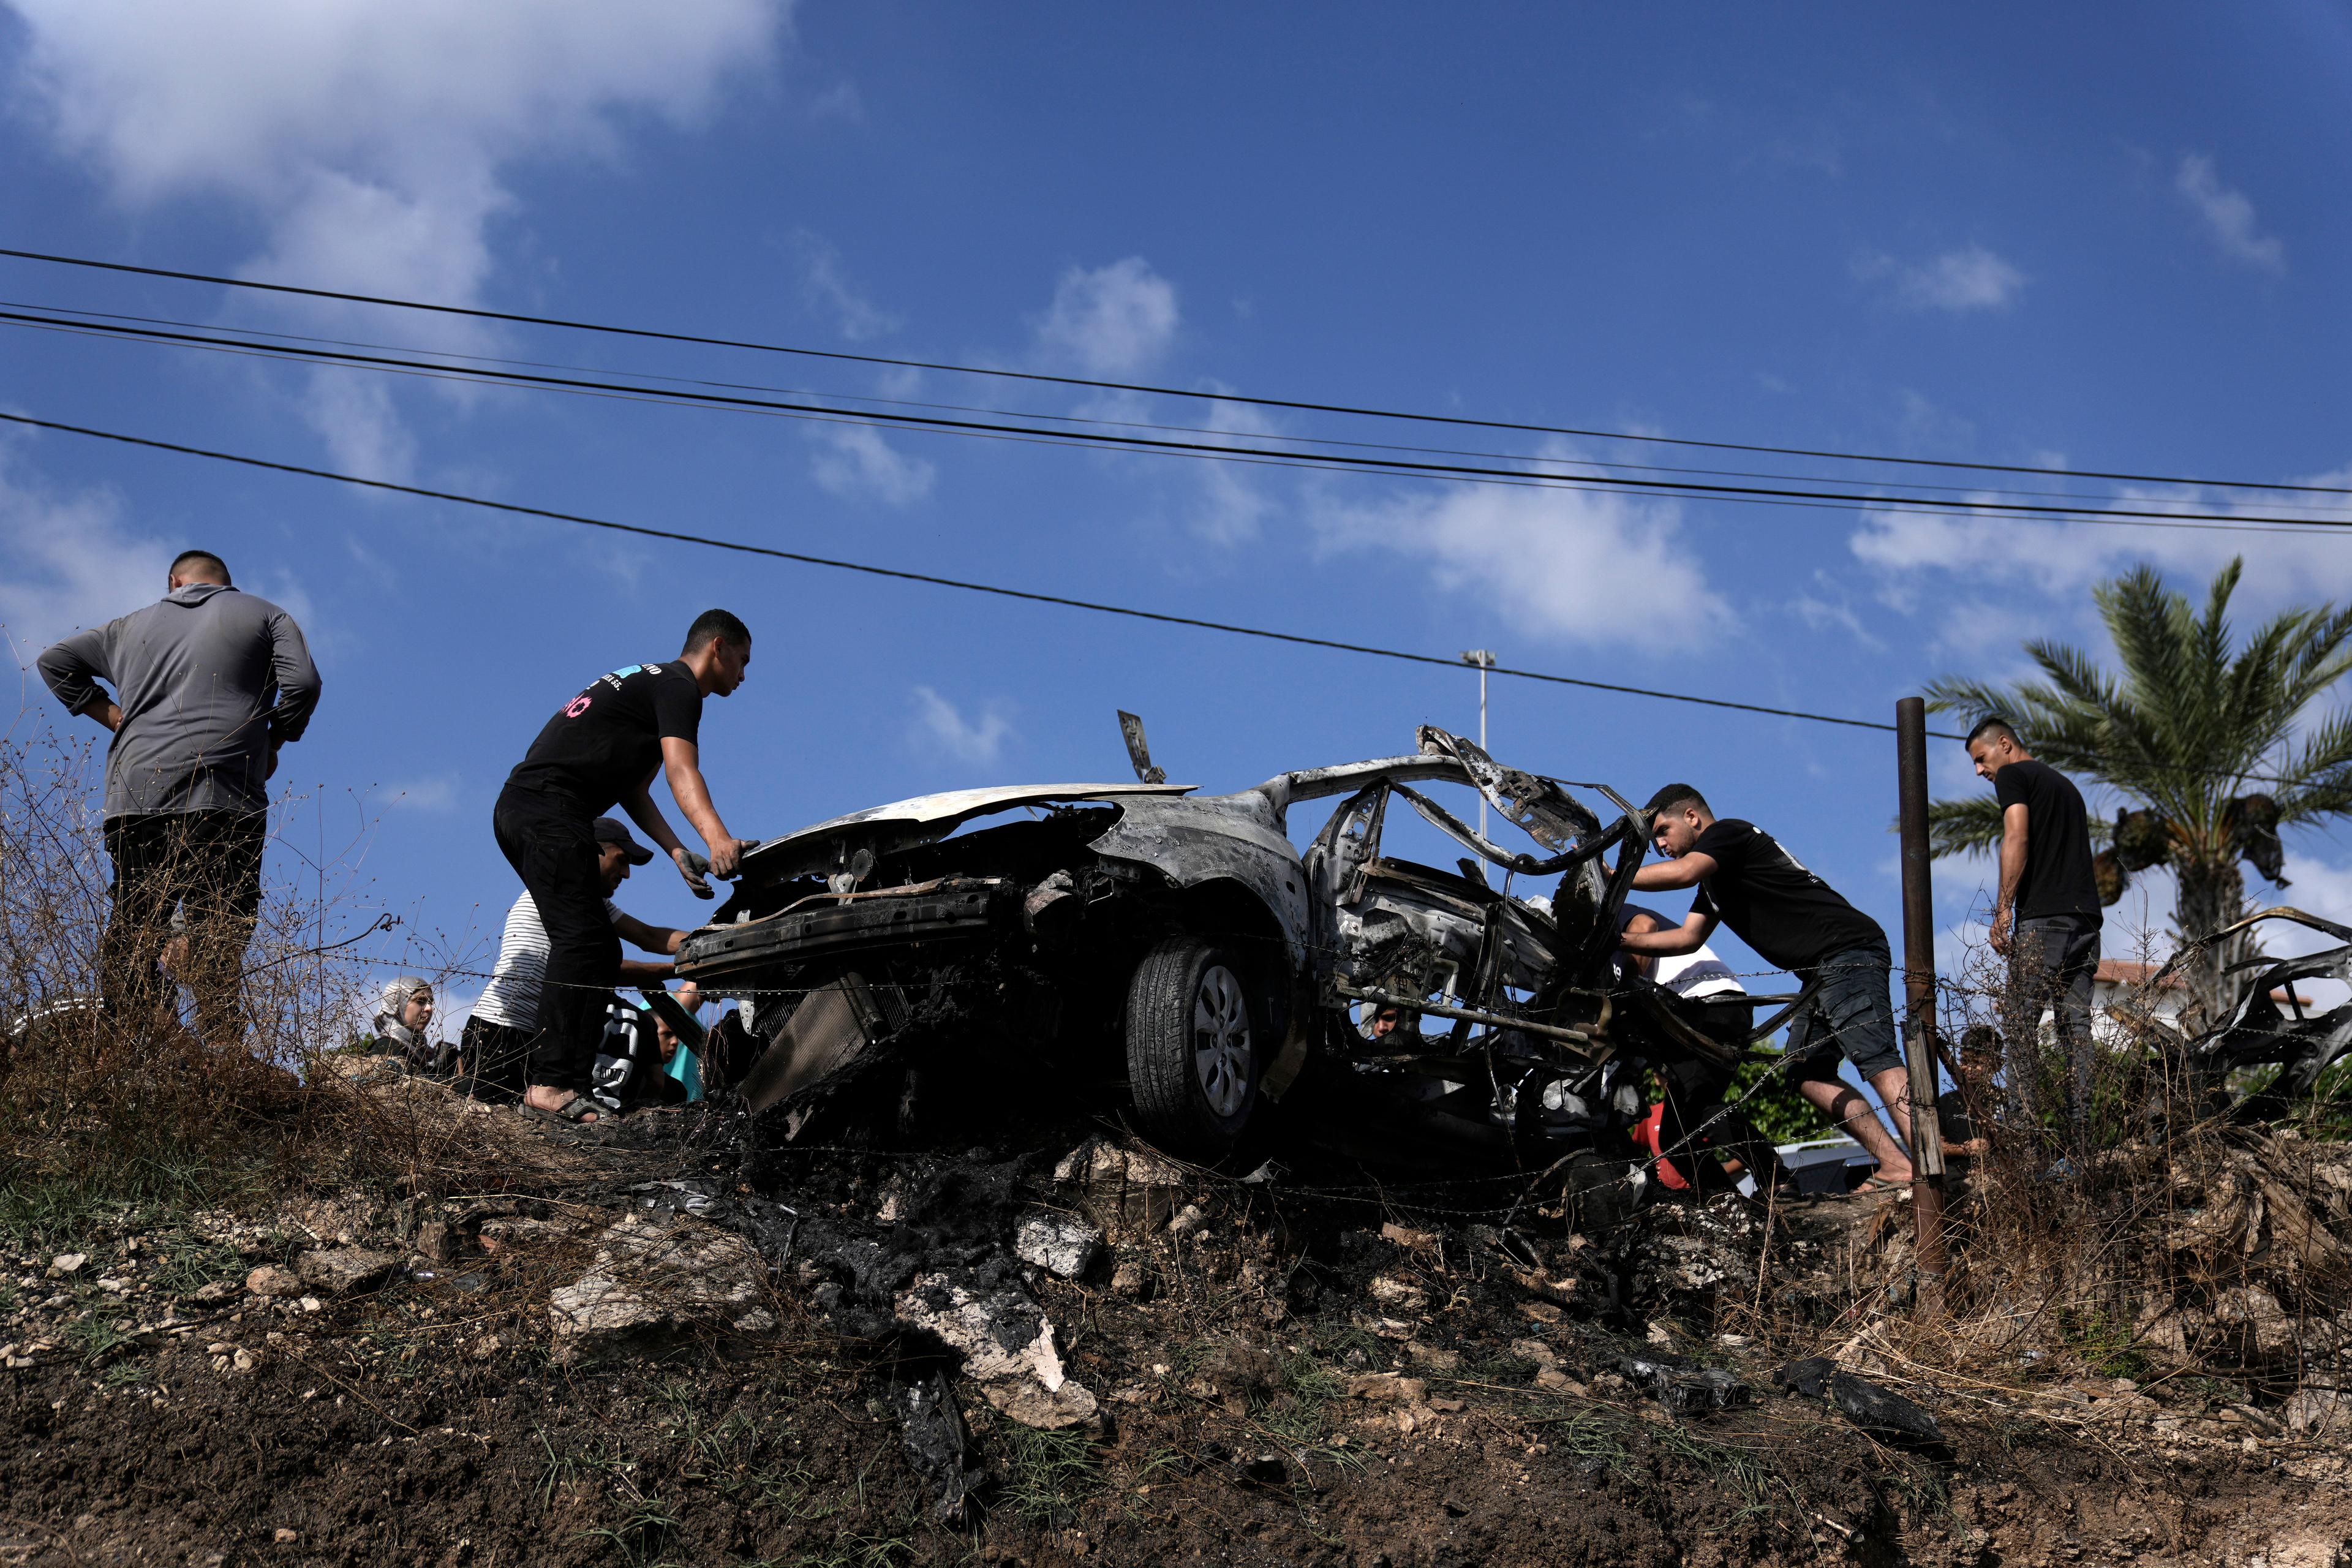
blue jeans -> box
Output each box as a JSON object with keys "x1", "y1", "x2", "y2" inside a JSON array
[{"x1": 1784, "y1": 942, "x2": 1904, "y2": 1086}]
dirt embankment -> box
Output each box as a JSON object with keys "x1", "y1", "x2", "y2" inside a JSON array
[{"x1": 6, "y1": 1079, "x2": 2352, "y2": 1568}]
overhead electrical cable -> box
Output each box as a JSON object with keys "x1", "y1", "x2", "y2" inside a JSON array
[
  {"x1": 4, "y1": 406, "x2": 2332, "y2": 788},
  {"x1": 17, "y1": 295, "x2": 2352, "y2": 517},
  {"x1": 0, "y1": 407, "x2": 1953, "y2": 737},
  {"x1": 5, "y1": 243, "x2": 2346, "y2": 501},
  {"x1": 7, "y1": 306, "x2": 2347, "y2": 537}
]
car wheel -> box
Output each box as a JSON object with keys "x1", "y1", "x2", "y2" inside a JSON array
[{"x1": 1125, "y1": 935, "x2": 1259, "y2": 1158}]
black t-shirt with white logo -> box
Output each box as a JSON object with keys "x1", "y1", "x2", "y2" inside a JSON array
[
  {"x1": 503, "y1": 660, "x2": 703, "y2": 816},
  {"x1": 1687, "y1": 818, "x2": 1886, "y2": 974},
  {"x1": 1993, "y1": 758, "x2": 2102, "y2": 924}
]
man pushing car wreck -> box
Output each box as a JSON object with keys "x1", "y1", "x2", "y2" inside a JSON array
[
  {"x1": 492, "y1": 609, "x2": 752, "y2": 1127},
  {"x1": 1619, "y1": 782, "x2": 1919, "y2": 1185}
]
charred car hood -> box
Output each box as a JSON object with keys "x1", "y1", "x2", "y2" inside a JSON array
[{"x1": 742, "y1": 783, "x2": 1196, "y2": 881}]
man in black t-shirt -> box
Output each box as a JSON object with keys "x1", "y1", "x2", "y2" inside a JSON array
[
  {"x1": 1966, "y1": 717, "x2": 2102, "y2": 1152},
  {"x1": 492, "y1": 608, "x2": 752, "y2": 1126},
  {"x1": 1620, "y1": 783, "x2": 1918, "y2": 1184}
]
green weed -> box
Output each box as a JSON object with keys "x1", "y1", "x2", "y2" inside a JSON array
[
  {"x1": 1651, "y1": 1427, "x2": 1795, "y2": 1519},
  {"x1": 2057, "y1": 1306, "x2": 2153, "y2": 1382},
  {"x1": 62, "y1": 1309, "x2": 137, "y2": 1367},
  {"x1": 149, "y1": 1238, "x2": 245, "y2": 1297},
  {"x1": 1005, "y1": 1424, "x2": 1102, "y2": 1525}
]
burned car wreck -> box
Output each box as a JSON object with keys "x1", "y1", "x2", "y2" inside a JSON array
[
  {"x1": 679, "y1": 726, "x2": 1795, "y2": 1168},
  {"x1": 2142, "y1": 907, "x2": 2352, "y2": 1120}
]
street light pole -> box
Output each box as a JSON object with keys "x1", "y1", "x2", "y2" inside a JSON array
[{"x1": 1461, "y1": 649, "x2": 1497, "y2": 839}]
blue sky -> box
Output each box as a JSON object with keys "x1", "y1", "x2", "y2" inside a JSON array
[{"x1": 4, "y1": 2, "x2": 2351, "y2": 1027}]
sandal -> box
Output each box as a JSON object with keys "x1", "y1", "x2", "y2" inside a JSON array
[{"x1": 521, "y1": 1093, "x2": 612, "y2": 1139}]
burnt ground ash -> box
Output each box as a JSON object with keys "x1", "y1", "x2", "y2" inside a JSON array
[{"x1": 6, "y1": 1085, "x2": 2352, "y2": 1567}]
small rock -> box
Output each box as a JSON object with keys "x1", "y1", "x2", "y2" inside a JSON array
[
  {"x1": 298, "y1": 1297, "x2": 323, "y2": 1314},
  {"x1": 192, "y1": 1281, "x2": 239, "y2": 1305},
  {"x1": 895, "y1": 1271, "x2": 1097, "y2": 1428},
  {"x1": 1014, "y1": 1212, "x2": 1103, "y2": 1280},
  {"x1": 1343, "y1": 1372, "x2": 1428, "y2": 1405},
  {"x1": 46, "y1": 1253, "x2": 86, "y2": 1278},
  {"x1": 233, "y1": 1348, "x2": 258, "y2": 1373},
  {"x1": 295, "y1": 1246, "x2": 398, "y2": 1298},
  {"x1": 244, "y1": 1265, "x2": 303, "y2": 1300},
  {"x1": 274, "y1": 1528, "x2": 297, "y2": 1544},
  {"x1": 414, "y1": 1221, "x2": 456, "y2": 1264},
  {"x1": 1368, "y1": 1275, "x2": 1428, "y2": 1314},
  {"x1": 1110, "y1": 1261, "x2": 1147, "y2": 1298},
  {"x1": 2284, "y1": 1387, "x2": 2352, "y2": 1436},
  {"x1": 1380, "y1": 1222, "x2": 1439, "y2": 1254}
]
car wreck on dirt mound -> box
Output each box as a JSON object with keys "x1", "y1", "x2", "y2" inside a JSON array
[{"x1": 679, "y1": 726, "x2": 1801, "y2": 1166}]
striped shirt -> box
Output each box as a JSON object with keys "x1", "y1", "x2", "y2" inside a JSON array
[{"x1": 473, "y1": 891, "x2": 620, "y2": 1031}]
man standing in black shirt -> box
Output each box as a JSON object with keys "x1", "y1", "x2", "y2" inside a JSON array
[
  {"x1": 1620, "y1": 784, "x2": 1917, "y2": 1185},
  {"x1": 1966, "y1": 717, "x2": 2102, "y2": 1152},
  {"x1": 493, "y1": 609, "x2": 752, "y2": 1125}
]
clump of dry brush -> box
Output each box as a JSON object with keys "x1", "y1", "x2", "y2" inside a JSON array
[
  {"x1": 0, "y1": 717, "x2": 509, "y2": 1240},
  {"x1": 1874, "y1": 930, "x2": 2352, "y2": 1411}
]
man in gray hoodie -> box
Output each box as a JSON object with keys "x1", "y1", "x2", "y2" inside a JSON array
[{"x1": 39, "y1": 549, "x2": 322, "y2": 1044}]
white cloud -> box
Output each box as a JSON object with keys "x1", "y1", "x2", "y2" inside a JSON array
[
  {"x1": 794, "y1": 231, "x2": 900, "y2": 341},
  {"x1": 383, "y1": 774, "x2": 459, "y2": 812},
  {"x1": 1312, "y1": 448, "x2": 1733, "y2": 646},
  {"x1": 301, "y1": 374, "x2": 420, "y2": 484},
  {"x1": 1785, "y1": 591, "x2": 1881, "y2": 649},
  {"x1": 2176, "y1": 154, "x2": 2284, "y2": 273},
  {"x1": 809, "y1": 423, "x2": 935, "y2": 505},
  {"x1": 1849, "y1": 464, "x2": 2352, "y2": 616},
  {"x1": 1856, "y1": 246, "x2": 2026, "y2": 312},
  {"x1": 1033, "y1": 257, "x2": 1178, "y2": 376},
  {"x1": 6, "y1": 0, "x2": 786, "y2": 467},
  {"x1": 909, "y1": 686, "x2": 1012, "y2": 766},
  {"x1": 0, "y1": 449, "x2": 172, "y2": 665}
]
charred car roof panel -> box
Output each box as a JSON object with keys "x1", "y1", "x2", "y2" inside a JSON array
[{"x1": 743, "y1": 783, "x2": 1197, "y2": 880}]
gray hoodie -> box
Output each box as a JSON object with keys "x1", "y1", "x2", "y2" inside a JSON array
[{"x1": 38, "y1": 583, "x2": 323, "y2": 820}]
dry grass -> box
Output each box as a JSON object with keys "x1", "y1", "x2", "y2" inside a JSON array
[
  {"x1": 1848, "y1": 929, "x2": 2352, "y2": 1403},
  {"x1": 0, "y1": 717, "x2": 518, "y2": 1246}
]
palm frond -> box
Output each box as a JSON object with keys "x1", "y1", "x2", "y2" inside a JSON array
[{"x1": 1926, "y1": 794, "x2": 2008, "y2": 859}]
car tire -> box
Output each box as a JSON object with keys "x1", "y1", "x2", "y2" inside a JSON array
[{"x1": 1125, "y1": 935, "x2": 1259, "y2": 1159}]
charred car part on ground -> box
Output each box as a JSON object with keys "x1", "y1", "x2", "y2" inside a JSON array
[
  {"x1": 678, "y1": 726, "x2": 1795, "y2": 1171},
  {"x1": 2133, "y1": 907, "x2": 2352, "y2": 1120}
]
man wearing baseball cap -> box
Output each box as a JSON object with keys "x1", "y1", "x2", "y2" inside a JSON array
[{"x1": 461, "y1": 816, "x2": 695, "y2": 1102}]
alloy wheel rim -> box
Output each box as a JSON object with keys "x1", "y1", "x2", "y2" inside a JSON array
[{"x1": 1191, "y1": 963, "x2": 1251, "y2": 1117}]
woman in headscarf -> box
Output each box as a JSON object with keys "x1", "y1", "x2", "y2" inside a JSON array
[{"x1": 371, "y1": 976, "x2": 448, "y2": 1073}]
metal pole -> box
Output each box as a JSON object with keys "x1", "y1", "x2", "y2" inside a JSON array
[
  {"x1": 1463, "y1": 649, "x2": 1496, "y2": 840},
  {"x1": 1896, "y1": 696, "x2": 1949, "y2": 1310}
]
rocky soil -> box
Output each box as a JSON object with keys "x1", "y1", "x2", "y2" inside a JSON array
[{"x1": 6, "y1": 1074, "x2": 2352, "y2": 1567}]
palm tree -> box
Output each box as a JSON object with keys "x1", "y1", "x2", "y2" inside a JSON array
[{"x1": 1924, "y1": 557, "x2": 2352, "y2": 1026}]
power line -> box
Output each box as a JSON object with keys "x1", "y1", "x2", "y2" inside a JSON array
[
  {"x1": 6, "y1": 243, "x2": 2346, "y2": 502},
  {"x1": 6, "y1": 407, "x2": 2332, "y2": 790},
  {"x1": 9, "y1": 306, "x2": 2350, "y2": 537},
  {"x1": 26, "y1": 295, "x2": 2352, "y2": 517},
  {"x1": 0, "y1": 407, "x2": 1945, "y2": 737}
]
